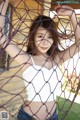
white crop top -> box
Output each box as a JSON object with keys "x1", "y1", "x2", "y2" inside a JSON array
[{"x1": 22, "y1": 55, "x2": 63, "y2": 102}]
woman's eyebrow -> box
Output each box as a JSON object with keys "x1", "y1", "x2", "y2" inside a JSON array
[
  {"x1": 37, "y1": 33, "x2": 44, "y2": 35},
  {"x1": 37, "y1": 31, "x2": 52, "y2": 35}
]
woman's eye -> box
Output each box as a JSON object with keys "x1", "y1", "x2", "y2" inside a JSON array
[
  {"x1": 38, "y1": 35, "x2": 43, "y2": 38},
  {"x1": 48, "y1": 36, "x2": 52, "y2": 39}
]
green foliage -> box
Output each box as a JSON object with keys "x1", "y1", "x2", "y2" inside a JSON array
[{"x1": 57, "y1": 97, "x2": 80, "y2": 120}]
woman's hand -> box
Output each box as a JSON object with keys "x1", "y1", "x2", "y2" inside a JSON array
[
  {"x1": 54, "y1": 5, "x2": 75, "y2": 17},
  {"x1": 54, "y1": 5, "x2": 80, "y2": 50}
]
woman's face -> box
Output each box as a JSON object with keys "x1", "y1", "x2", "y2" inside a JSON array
[{"x1": 34, "y1": 27, "x2": 53, "y2": 55}]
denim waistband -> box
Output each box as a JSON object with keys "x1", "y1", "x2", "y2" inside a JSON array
[{"x1": 17, "y1": 105, "x2": 58, "y2": 120}]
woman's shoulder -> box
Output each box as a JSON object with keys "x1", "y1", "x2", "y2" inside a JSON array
[{"x1": 19, "y1": 54, "x2": 33, "y2": 72}]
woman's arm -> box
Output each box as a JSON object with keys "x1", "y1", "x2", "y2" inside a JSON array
[
  {"x1": 69, "y1": 9, "x2": 80, "y2": 42},
  {"x1": 0, "y1": 0, "x2": 9, "y2": 38},
  {"x1": 0, "y1": 0, "x2": 30, "y2": 68},
  {"x1": 54, "y1": 5, "x2": 80, "y2": 63},
  {"x1": 55, "y1": 5, "x2": 80, "y2": 42}
]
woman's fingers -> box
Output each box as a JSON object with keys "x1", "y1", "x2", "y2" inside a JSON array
[
  {"x1": 54, "y1": 5, "x2": 74, "y2": 16},
  {"x1": 54, "y1": 5, "x2": 62, "y2": 12}
]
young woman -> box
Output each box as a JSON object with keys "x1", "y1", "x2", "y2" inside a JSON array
[{"x1": 0, "y1": 0, "x2": 80, "y2": 120}]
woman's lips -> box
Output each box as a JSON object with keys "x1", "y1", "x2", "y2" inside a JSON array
[{"x1": 40, "y1": 46, "x2": 48, "y2": 49}]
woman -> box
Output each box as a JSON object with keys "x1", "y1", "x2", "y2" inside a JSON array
[{"x1": 0, "y1": 0, "x2": 80, "y2": 120}]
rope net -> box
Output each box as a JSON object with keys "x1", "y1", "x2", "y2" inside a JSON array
[{"x1": 0, "y1": 0, "x2": 80, "y2": 120}]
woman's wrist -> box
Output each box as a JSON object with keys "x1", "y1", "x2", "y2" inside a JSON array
[
  {"x1": 69, "y1": 11, "x2": 78, "y2": 31},
  {"x1": 70, "y1": 12, "x2": 80, "y2": 42},
  {"x1": 69, "y1": 10, "x2": 76, "y2": 19}
]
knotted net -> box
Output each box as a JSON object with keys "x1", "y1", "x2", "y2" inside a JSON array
[{"x1": 0, "y1": 0, "x2": 80, "y2": 120}]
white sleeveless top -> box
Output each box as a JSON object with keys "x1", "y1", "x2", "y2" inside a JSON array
[{"x1": 22, "y1": 55, "x2": 63, "y2": 102}]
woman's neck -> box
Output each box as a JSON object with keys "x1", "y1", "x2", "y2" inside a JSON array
[{"x1": 35, "y1": 53, "x2": 52, "y2": 62}]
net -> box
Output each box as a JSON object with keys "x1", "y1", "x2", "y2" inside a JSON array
[{"x1": 0, "y1": 0, "x2": 80, "y2": 120}]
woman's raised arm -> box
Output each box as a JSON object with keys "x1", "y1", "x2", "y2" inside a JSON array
[
  {"x1": 0, "y1": 0, "x2": 9, "y2": 37},
  {"x1": 54, "y1": 5, "x2": 80, "y2": 63},
  {"x1": 0, "y1": 0, "x2": 30, "y2": 68},
  {"x1": 54, "y1": 5, "x2": 80, "y2": 42}
]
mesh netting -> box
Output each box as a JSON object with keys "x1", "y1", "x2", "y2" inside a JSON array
[{"x1": 0, "y1": 0, "x2": 80, "y2": 120}]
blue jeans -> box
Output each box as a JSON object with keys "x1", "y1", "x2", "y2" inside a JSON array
[{"x1": 17, "y1": 105, "x2": 58, "y2": 120}]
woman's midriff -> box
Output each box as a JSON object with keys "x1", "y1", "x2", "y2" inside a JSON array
[{"x1": 23, "y1": 100, "x2": 56, "y2": 120}]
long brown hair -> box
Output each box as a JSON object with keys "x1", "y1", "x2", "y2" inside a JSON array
[{"x1": 27, "y1": 15, "x2": 60, "y2": 59}]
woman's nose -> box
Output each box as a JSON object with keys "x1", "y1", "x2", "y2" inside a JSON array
[{"x1": 42, "y1": 38, "x2": 48, "y2": 44}]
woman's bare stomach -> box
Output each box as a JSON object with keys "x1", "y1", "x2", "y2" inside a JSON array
[{"x1": 23, "y1": 100, "x2": 56, "y2": 120}]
